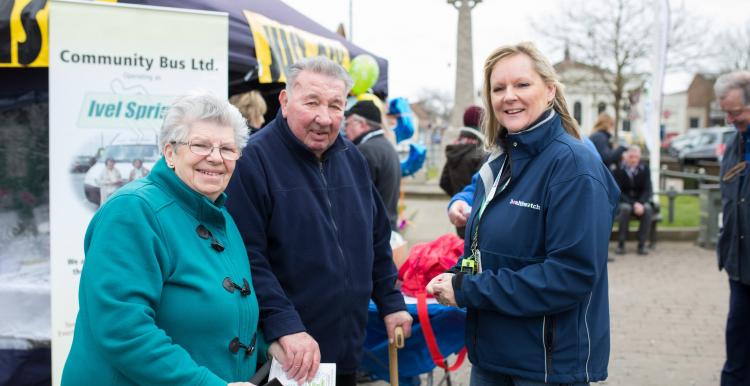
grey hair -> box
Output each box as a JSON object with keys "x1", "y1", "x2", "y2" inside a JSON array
[
  {"x1": 714, "y1": 71, "x2": 750, "y2": 105},
  {"x1": 285, "y1": 56, "x2": 354, "y2": 95},
  {"x1": 159, "y1": 91, "x2": 249, "y2": 153},
  {"x1": 627, "y1": 145, "x2": 641, "y2": 154}
]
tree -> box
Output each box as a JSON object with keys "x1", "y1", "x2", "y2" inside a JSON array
[
  {"x1": 414, "y1": 88, "x2": 454, "y2": 125},
  {"x1": 534, "y1": 0, "x2": 710, "y2": 141},
  {"x1": 713, "y1": 21, "x2": 750, "y2": 72}
]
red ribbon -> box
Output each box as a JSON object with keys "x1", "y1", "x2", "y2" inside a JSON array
[{"x1": 416, "y1": 291, "x2": 467, "y2": 371}]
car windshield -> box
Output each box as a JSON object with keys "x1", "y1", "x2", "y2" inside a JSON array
[{"x1": 102, "y1": 144, "x2": 159, "y2": 162}]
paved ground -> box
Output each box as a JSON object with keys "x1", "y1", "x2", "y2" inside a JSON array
[{"x1": 361, "y1": 195, "x2": 730, "y2": 386}]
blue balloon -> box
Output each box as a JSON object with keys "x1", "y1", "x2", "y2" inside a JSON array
[
  {"x1": 388, "y1": 97, "x2": 415, "y2": 143},
  {"x1": 400, "y1": 143, "x2": 427, "y2": 177}
]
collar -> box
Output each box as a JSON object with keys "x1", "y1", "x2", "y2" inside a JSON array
[
  {"x1": 504, "y1": 110, "x2": 563, "y2": 161},
  {"x1": 353, "y1": 128, "x2": 384, "y2": 145},
  {"x1": 147, "y1": 157, "x2": 226, "y2": 227},
  {"x1": 272, "y1": 109, "x2": 348, "y2": 163}
]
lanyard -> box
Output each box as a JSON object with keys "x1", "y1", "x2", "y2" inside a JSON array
[{"x1": 462, "y1": 154, "x2": 510, "y2": 274}]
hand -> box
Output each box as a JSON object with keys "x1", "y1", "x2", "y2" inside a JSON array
[
  {"x1": 633, "y1": 202, "x2": 644, "y2": 216},
  {"x1": 426, "y1": 273, "x2": 457, "y2": 307},
  {"x1": 448, "y1": 201, "x2": 471, "y2": 227},
  {"x1": 268, "y1": 341, "x2": 286, "y2": 363},
  {"x1": 278, "y1": 332, "x2": 320, "y2": 384},
  {"x1": 383, "y1": 311, "x2": 413, "y2": 344}
]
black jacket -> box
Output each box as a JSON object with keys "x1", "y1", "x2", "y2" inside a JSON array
[
  {"x1": 440, "y1": 143, "x2": 484, "y2": 197},
  {"x1": 353, "y1": 129, "x2": 401, "y2": 230},
  {"x1": 612, "y1": 163, "x2": 652, "y2": 205}
]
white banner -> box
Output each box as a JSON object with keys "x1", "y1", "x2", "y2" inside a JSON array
[{"x1": 48, "y1": 1, "x2": 227, "y2": 383}]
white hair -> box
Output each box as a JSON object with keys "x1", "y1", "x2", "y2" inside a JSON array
[
  {"x1": 714, "y1": 71, "x2": 750, "y2": 105},
  {"x1": 159, "y1": 91, "x2": 248, "y2": 152},
  {"x1": 285, "y1": 56, "x2": 354, "y2": 95}
]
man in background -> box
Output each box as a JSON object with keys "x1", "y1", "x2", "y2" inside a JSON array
[
  {"x1": 714, "y1": 70, "x2": 750, "y2": 386},
  {"x1": 344, "y1": 100, "x2": 401, "y2": 230},
  {"x1": 612, "y1": 146, "x2": 652, "y2": 255}
]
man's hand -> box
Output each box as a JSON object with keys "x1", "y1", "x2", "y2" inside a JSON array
[
  {"x1": 383, "y1": 311, "x2": 413, "y2": 344},
  {"x1": 278, "y1": 332, "x2": 320, "y2": 384},
  {"x1": 634, "y1": 202, "x2": 645, "y2": 217},
  {"x1": 448, "y1": 200, "x2": 471, "y2": 227},
  {"x1": 426, "y1": 273, "x2": 457, "y2": 307}
]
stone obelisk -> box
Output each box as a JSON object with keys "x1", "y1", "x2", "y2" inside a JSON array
[{"x1": 448, "y1": 0, "x2": 481, "y2": 128}]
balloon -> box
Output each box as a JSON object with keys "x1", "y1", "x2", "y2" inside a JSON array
[
  {"x1": 388, "y1": 97, "x2": 415, "y2": 143},
  {"x1": 349, "y1": 54, "x2": 379, "y2": 96},
  {"x1": 356, "y1": 93, "x2": 384, "y2": 113},
  {"x1": 400, "y1": 143, "x2": 427, "y2": 177}
]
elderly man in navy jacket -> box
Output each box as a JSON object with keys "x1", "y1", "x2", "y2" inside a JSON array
[
  {"x1": 612, "y1": 146, "x2": 653, "y2": 255},
  {"x1": 715, "y1": 70, "x2": 750, "y2": 386},
  {"x1": 225, "y1": 56, "x2": 412, "y2": 386}
]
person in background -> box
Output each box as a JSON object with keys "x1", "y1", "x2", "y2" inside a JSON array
[
  {"x1": 230, "y1": 90, "x2": 267, "y2": 134},
  {"x1": 427, "y1": 41, "x2": 619, "y2": 386},
  {"x1": 97, "y1": 157, "x2": 122, "y2": 205},
  {"x1": 440, "y1": 105, "x2": 486, "y2": 238},
  {"x1": 589, "y1": 112, "x2": 626, "y2": 169},
  {"x1": 62, "y1": 91, "x2": 281, "y2": 386},
  {"x1": 612, "y1": 146, "x2": 653, "y2": 256},
  {"x1": 225, "y1": 56, "x2": 412, "y2": 386},
  {"x1": 714, "y1": 70, "x2": 750, "y2": 386},
  {"x1": 128, "y1": 158, "x2": 150, "y2": 181},
  {"x1": 344, "y1": 100, "x2": 401, "y2": 230}
]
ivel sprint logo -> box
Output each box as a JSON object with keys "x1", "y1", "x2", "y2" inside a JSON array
[{"x1": 509, "y1": 198, "x2": 541, "y2": 211}]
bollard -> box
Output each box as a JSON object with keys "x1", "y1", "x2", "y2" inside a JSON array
[{"x1": 667, "y1": 187, "x2": 677, "y2": 224}]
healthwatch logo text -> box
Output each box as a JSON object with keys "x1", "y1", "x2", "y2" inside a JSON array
[{"x1": 509, "y1": 198, "x2": 541, "y2": 211}]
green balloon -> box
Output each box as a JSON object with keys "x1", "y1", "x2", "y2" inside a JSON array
[{"x1": 349, "y1": 54, "x2": 379, "y2": 96}]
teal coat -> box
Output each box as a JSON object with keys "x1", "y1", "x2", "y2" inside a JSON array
[{"x1": 62, "y1": 158, "x2": 263, "y2": 386}]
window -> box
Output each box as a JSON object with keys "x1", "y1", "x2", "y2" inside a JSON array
[
  {"x1": 597, "y1": 102, "x2": 607, "y2": 114},
  {"x1": 689, "y1": 118, "x2": 700, "y2": 128},
  {"x1": 573, "y1": 101, "x2": 582, "y2": 126},
  {"x1": 622, "y1": 120, "x2": 631, "y2": 132}
]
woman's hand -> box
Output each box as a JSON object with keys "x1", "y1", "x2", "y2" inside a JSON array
[
  {"x1": 426, "y1": 273, "x2": 458, "y2": 307},
  {"x1": 228, "y1": 383, "x2": 255, "y2": 386},
  {"x1": 267, "y1": 341, "x2": 286, "y2": 364}
]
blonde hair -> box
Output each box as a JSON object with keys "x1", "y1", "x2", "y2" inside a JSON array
[
  {"x1": 229, "y1": 90, "x2": 267, "y2": 127},
  {"x1": 592, "y1": 112, "x2": 614, "y2": 133},
  {"x1": 480, "y1": 41, "x2": 580, "y2": 150}
]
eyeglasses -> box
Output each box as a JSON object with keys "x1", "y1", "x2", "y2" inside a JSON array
[
  {"x1": 172, "y1": 139, "x2": 240, "y2": 161},
  {"x1": 725, "y1": 107, "x2": 749, "y2": 119}
]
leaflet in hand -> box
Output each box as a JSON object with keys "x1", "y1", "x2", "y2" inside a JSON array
[{"x1": 268, "y1": 359, "x2": 336, "y2": 386}]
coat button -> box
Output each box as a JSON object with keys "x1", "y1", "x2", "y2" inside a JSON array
[
  {"x1": 513, "y1": 142, "x2": 518, "y2": 147},
  {"x1": 229, "y1": 337, "x2": 241, "y2": 354},
  {"x1": 223, "y1": 277, "x2": 235, "y2": 293}
]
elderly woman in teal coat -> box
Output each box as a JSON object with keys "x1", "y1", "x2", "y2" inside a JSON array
[{"x1": 62, "y1": 92, "x2": 280, "y2": 386}]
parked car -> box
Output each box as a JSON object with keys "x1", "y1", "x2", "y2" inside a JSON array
[
  {"x1": 674, "y1": 126, "x2": 736, "y2": 165},
  {"x1": 70, "y1": 155, "x2": 98, "y2": 173},
  {"x1": 83, "y1": 140, "x2": 159, "y2": 205}
]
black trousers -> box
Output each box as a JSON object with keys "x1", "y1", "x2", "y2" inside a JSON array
[
  {"x1": 617, "y1": 202, "x2": 652, "y2": 247},
  {"x1": 336, "y1": 373, "x2": 356, "y2": 386},
  {"x1": 722, "y1": 279, "x2": 750, "y2": 385}
]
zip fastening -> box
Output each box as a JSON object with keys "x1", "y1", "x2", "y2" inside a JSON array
[
  {"x1": 584, "y1": 292, "x2": 593, "y2": 382},
  {"x1": 318, "y1": 161, "x2": 350, "y2": 288},
  {"x1": 542, "y1": 316, "x2": 548, "y2": 383}
]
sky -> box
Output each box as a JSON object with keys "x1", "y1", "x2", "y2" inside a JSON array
[{"x1": 282, "y1": 0, "x2": 750, "y2": 102}]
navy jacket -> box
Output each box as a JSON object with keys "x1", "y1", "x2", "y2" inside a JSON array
[
  {"x1": 454, "y1": 112, "x2": 620, "y2": 383},
  {"x1": 589, "y1": 130, "x2": 626, "y2": 168},
  {"x1": 224, "y1": 111, "x2": 406, "y2": 372},
  {"x1": 718, "y1": 130, "x2": 750, "y2": 284}
]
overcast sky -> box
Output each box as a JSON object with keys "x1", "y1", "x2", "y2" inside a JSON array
[{"x1": 282, "y1": 0, "x2": 750, "y2": 101}]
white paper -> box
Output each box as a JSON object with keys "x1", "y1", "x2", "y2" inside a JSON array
[{"x1": 268, "y1": 359, "x2": 336, "y2": 386}]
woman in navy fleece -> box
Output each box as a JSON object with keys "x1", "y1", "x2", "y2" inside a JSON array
[{"x1": 427, "y1": 42, "x2": 620, "y2": 386}]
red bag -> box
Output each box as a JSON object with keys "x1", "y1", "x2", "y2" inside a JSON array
[{"x1": 397, "y1": 233, "x2": 464, "y2": 297}]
